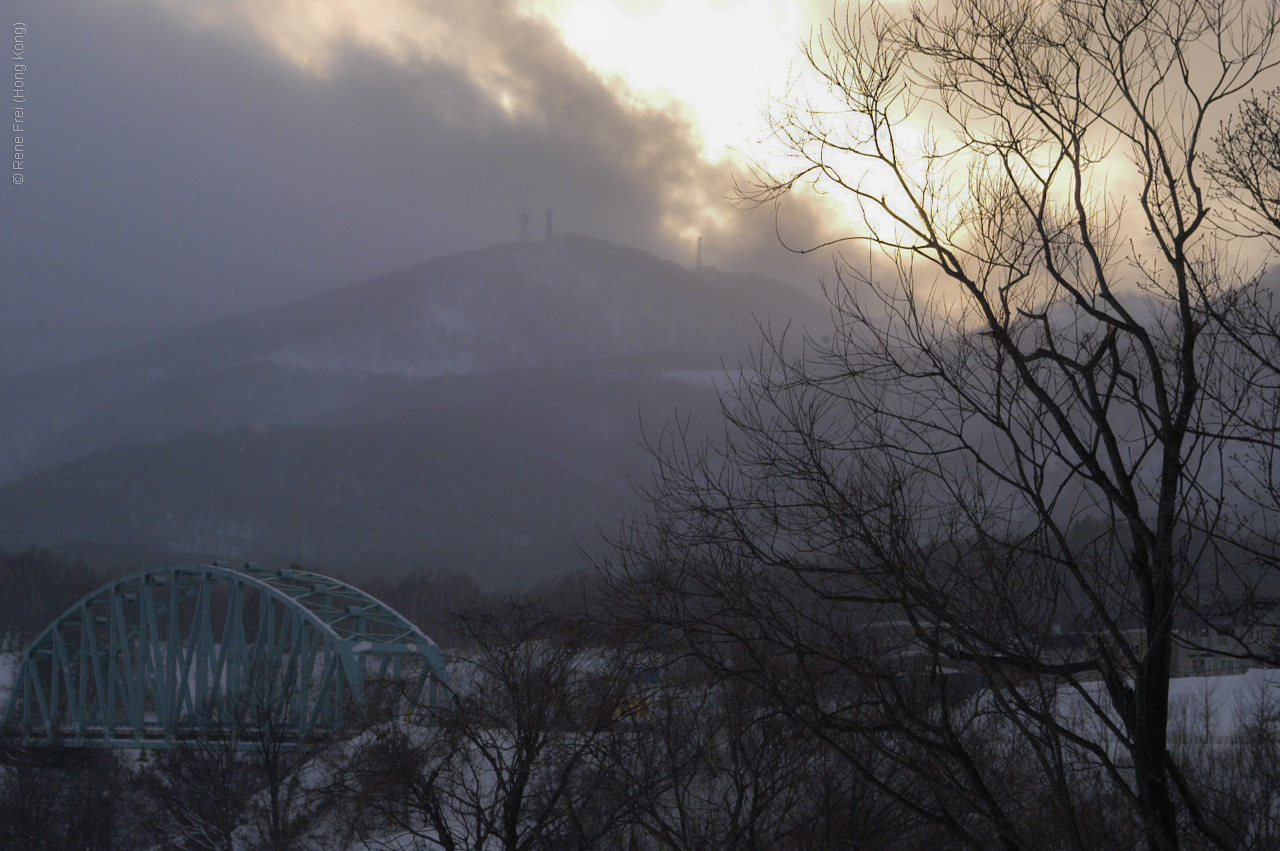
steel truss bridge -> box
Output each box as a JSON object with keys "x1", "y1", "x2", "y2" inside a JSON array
[{"x1": 2, "y1": 562, "x2": 451, "y2": 749}]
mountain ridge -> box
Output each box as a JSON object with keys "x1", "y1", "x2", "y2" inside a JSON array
[
  {"x1": 0, "y1": 235, "x2": 821, "y2": 584},
  {"x1": 0, "y1": 234, "x2": 823, "y2": 482}
]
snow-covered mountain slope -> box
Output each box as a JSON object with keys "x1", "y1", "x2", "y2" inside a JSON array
[
  {"x1": 0, "y1": 235, "x2": 823, "y2": 483},
  {"x1": 0, "y1": 237, "x2": 822, "y2": 584}
]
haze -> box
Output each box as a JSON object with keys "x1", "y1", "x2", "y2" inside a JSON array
[{"x1": 2, "y1": 0, "x2": 840, "y2": 360}]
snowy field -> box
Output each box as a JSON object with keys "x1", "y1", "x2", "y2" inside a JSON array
[
  {"x1": 0, "y1": 645, "x2": 1276, "y2": 742},
  {"x1": 0, "y1": 651, "x2": 16, "y2": 716},
  {"x1": 1048, "y1": 667, "x2": 1280, "y2": 744},
  {"x1": 1165, "y1": 668, "x2": 1280, "y2": 739}
]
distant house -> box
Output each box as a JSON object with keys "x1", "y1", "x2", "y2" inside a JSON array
[
  {"x1": 1113, "y1": 614, "x2": 1280, "y2": 679},
  {"x1": 1172, "y1": 618, "x2": 1277, "y2": 677}
]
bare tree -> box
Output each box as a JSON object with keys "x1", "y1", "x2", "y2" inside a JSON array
[
  {"x1": 1211, "y1": 89, "x2": 1280, "y2": 245},
  {"x1": 0, "y1": 744, "x2": 135, "y2": 851},
  {"x1": 601, "y1": 663, "x2": 907, "y2": 851},
  {"x1": 606, "y1": 1, "x2": 1280, "y2": 850},
  {"x1": 134, "y1": 657, "x2": 333, "y2": 851},
  {"x1": 337, "y1": 604, "x2": 635, "y2": 851},
  {"x1": 134, "y1": 742, "x2": 259, "y2": 851}
]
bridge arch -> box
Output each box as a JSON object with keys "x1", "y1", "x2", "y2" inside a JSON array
[{"x1": 2, "y1": 562, "x2": 451, "y2": 748}]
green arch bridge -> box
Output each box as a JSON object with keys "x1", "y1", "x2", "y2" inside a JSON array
[{"x1": 2, "y1": 562, "x2": 451, "y2": 749}]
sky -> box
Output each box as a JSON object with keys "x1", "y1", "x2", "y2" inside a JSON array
[{"x1": 1, "y1": 0, "x2": 844, "y2": 330}]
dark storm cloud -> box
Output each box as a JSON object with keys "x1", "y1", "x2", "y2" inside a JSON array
[{"x1": 1, "y1": 0, "x2": 836, "y2": 332}]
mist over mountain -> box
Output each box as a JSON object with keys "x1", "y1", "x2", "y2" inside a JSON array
[{"x1": 0, "y1": 236, "x2": 825, "y2": 585}]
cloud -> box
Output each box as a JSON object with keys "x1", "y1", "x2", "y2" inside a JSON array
[
  {"x1": 1, "y1": 0, "x2": 841, "y2": 332},
  {"x1": 148, "y1": 0, "x2": 833, "y2": 256}
]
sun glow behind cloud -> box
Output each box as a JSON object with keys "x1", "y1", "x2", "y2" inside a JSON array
[
  {"x1": 518, "y1": 0, "x2": 819, "y2": 164},
  {"x1": 39, "y1": 0, "x2": 1272, "y2": 342},
  {"x1": 150, "y1": 0, "x2": 584, "y2": 124},
  {"x1": 141, "y1": 0, "x2": 1158, "y2": 272},
  {"x1": 154, "y1": 0, "x2": 823, "y2": 164},
  {"x1": 139, "y1": 0, "x2": 853, "y2": 263}
]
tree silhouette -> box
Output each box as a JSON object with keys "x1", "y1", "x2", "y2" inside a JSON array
[{"x1": 608, "y1": 1, "x2": 1280, "y2": 849}]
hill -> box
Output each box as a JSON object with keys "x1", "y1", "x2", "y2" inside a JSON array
[{"x1": 0, "y1": 236, "x2": 823, "y2": 584}]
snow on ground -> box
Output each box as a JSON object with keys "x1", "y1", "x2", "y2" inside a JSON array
[
  {"x1": 0, "y1": 651, "x2": 18, "y2": 717},
  {"x1": 1055, "y1": 668, "x2": 1280, "y2": 743},
  {"x1": 1167, "y1": 669, "x2": 1280, "y2": 741}
]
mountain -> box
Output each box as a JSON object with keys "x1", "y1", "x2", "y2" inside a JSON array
[{"x1": 0, "y1": 236, "x2": 825, "y2": 585}]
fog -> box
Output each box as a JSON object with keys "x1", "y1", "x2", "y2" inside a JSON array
[{"x1": 2, "y1": 0, "x2": 834, "y2": 355}]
